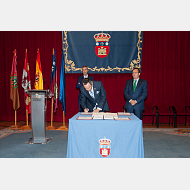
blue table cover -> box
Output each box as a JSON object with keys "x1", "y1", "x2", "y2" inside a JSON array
[{"x1": 67, "y1": 112, "x2": 144, "y2": 158}]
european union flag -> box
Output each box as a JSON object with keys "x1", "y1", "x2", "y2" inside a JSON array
[{"x1": 59, "y1": 48, "x2": 65, "y2": 112}]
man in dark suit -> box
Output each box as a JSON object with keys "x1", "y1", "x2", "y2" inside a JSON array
[
  {"x1": 80, "y1": 78, "x2": 110, "y2": 113},
  {"x1": 124, "y1": 68, "x2": 147, "y2": 120},
  {"x1": 76, "y1": 66, "x2": 93, "y2": 112}
]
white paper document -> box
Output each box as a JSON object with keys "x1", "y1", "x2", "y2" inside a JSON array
[
  {"x1": 77, "y1": 116, "x2": 92, "y2": 120},
  {"x1": 103, "y1": 115, "x2": 114, "y2": 120},
  {"x1": 92, "y1": 114, "x2": 104, "y2": 120},
  {"x1": 114, "y1": 117, "x2": 131, "y2": 120},
  {"x1": 81, "y1": 112, "x2": 93, "y2": 115},
  {"x1": 92, "y1": 112, "x2": 118, "y2": 120},
  {"x1": 117, "y1": 112, "x2": 131, "y2": 116}
]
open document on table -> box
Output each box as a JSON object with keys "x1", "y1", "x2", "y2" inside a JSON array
[{"x1": 76, "y1": 112, "x2": 132, "y2": 120}]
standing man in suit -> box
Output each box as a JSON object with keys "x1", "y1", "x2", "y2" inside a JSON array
[
  {"x1": 76, "y1": 66, "x2": 93, "y2": 112},
  {"x1": 80, "y1": 78, "x2": 110, "y2": 113},
  {"x1": 124, "y1": 68, "x2": 147, "y2": 120}
]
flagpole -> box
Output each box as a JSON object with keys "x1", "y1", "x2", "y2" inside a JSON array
[
  {"x1": 15, "y1": 110, "x2": 16, "y2": 126},
  {"x1": 57, "y1": 111, "x2": 67, "y2": 130},
  {"x1": 50, "y1": 48, "x2": 54, "y2": 127},
  {"x1": 47, "y1": 97, "x2": 56, "y2": 130},
  {"x1": 10, "y1": 49, "x2": 20, "y2": 130},
  {"x1": 21, "y1": 109, "x2": 31, "y2": 130},
  {"x1": 47, "y1": 48, "x2": 56, "y2": 130},
  {"x1": 10, "y1": 110, "x2": 20, "y2": 129},
  {"x1": 57, "y1": 47, "x2": 67, "y2": 130},
  {"x1": 26, "y1": 109, "x2": 28, "y2": 126},
  {"x1": 63, "y1": 111, "x2": 65, "y2": 127},
  {"x1": 51, "y1": 97, "x2": 53, "y2": 126},
  {"x1": 21, "y1": 48, "x2": 31, "y2": 130}
]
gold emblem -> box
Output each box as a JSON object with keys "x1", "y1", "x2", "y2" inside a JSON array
[
  {"x1": 26, "y1": 96, "x2": 31, "y2": 105},
  {"x1": 98, "y1": 47, "x2": 107, "y2": 55}
]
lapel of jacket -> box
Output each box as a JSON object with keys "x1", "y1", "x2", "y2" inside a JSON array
[
  {"x1": 84, "y1": 83, "x2": 95, "y2": 101},
  {"x1": 85, "y1": 89, "x2": 93, "y2": 100},
  {"x1": 131, "y1": 79, "x2": 134, "y2": 92},
  {"x1": 93, "y1": 82, "x2": 98, "y2": 100},
  {"x1": 81, "y1": 75, "x2": 84, "y2": 83},
  {"x1": 135, "y1": 78, "x2": 142, "y2": 92}
]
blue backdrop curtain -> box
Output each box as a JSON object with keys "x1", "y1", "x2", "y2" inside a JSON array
[{"x1": 63, "y1": 31, "x2": 143, "y2": 73}]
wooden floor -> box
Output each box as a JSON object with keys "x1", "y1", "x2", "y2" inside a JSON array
[{"x1": 0, "y1": 121, "x2": 190, "y2": 130}]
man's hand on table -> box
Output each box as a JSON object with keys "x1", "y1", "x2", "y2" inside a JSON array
[
  {"x1": 84, "y1": 108, "x2": 89, "y2": 113},
  {"x1": 92, "y1": 109, "x2": 100, "y2": 113}
]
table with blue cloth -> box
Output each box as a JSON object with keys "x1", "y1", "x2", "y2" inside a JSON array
[{"x1": 67, "y1": 112, "x2": 144, "y2": 158}]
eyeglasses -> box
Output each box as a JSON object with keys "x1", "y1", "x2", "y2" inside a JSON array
[{"x1": 132, "y1": 72, "x2": 139, "y2": 74}]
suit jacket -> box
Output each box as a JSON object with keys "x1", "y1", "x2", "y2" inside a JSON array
[
  {"x1": 80, "y1": 81, "x2": 110, "y2": 112},
  {"x1": 76, "y1": 75, "x2": 94, "y2": 103},
  {"x1": 76, "y1": 75, "x2": 94, "y2": 89},
  {"x1": 124, "y1": 78, "x2": 147, "y2": 110}
]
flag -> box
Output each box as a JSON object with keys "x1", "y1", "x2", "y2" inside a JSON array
[
  {"x1": 63, "y1": 31, "x2": 143, "y2": 73},
  {"x1": 51, "y1": 48, "x2": 58, "y2": 113},
  {"x1": 22, "y1": 49, "x2": 31, "y2": 114},
  {"x1": 59, "y1": 48, "x2": 65, "y2": 112},
  {"x1": 10, "y1": 49, "x2": 20, "y2": 110},
  {"x1": 34, "y1": 49, "x2": 43, "y2": 89}
]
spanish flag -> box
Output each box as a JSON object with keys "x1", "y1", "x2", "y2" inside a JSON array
[{"x1": 34, "y1": 49, "x2": 43, "y2": 89}]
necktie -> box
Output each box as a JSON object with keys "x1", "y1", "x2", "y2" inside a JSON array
[
  {"x1": 133, "y1": 80, "x2": 137, "y2": 92},
  {"x1": 89, "y1": 89, "x2": 94, "y2": 98}
]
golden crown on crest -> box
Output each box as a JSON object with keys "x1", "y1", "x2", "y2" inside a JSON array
[
  {"x1": 94, "y1": 32, "x2": 111, "y2": 42},
  {"x1": 99, "y1": 138, "x2": 111, "y2": 145}
]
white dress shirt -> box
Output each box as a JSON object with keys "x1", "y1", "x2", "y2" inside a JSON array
[
  {"x1": 88, "y1": 84, "x2": 102, "y2": 111},
  {"x1": 133, "y1": 78, "x2": 139, "y2": 86}
]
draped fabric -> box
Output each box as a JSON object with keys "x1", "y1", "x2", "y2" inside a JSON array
[
  {"x1": 51, "y1": 48, "x2": 58, "y2": 113},
  {"x1": 63, "y1": 31, "x2": 143, "y2": 73},
  {"x1": 34, "y1": 49, "x2": 43, "y2": 90},
  {"x1": 21, "y1": 49, "x2": 31, "y2": 114},
  {"x1": 59, "y1": 49, "x2": 66, "y2": 112},
  {"x1": 10, "y1": 49, "x2": 20, "y2": 111},
  {"x1": 0, "y1": 31, "x2": 190, "y2": 123}
]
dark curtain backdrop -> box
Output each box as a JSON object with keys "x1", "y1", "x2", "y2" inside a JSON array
[{"x1": 0, "y1": 31, "x2": 190, "y2": 123}]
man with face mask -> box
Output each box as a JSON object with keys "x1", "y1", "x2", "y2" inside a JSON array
[{"x1": 124, "y1": 68, "x2": 148, "y2": 120}]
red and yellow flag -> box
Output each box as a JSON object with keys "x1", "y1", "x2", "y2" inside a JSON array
[
  {"x1": 22, "y1": 49, "x2": 31, "y2": 114},
  {"x1": 10, "y1": 49, "x2": 20, "y2": 111},
  {"x1": 34, "y1": 49, "x2": 43, "y2": 89}
]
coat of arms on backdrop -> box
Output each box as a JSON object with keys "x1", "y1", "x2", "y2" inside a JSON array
[
  {"x1": 63, "y1": 31, "x2": 143, "y2": 73},
  {"x1": 99, "y1": 137, "x2": 111, "y2": 157},
  {"x1": 94, "y1": 32, "x2": 111, "y2": 58}
]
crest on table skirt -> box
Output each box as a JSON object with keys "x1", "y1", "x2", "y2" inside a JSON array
[
  {"x1": 94, "y1": 32, "x2": 111, "y2": 58},
  {"x1": 99, "y1": 137, "x2": 111, "y2": 157}
]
